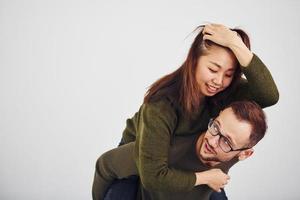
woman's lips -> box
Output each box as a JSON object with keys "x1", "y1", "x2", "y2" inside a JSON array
[{"x1": 206, "y1": 84, "x2": 220, "y2": 94}]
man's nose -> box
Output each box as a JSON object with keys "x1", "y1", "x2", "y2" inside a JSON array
[{"x1": 208, "y1": 135, "x2": 220, "y2": 149}]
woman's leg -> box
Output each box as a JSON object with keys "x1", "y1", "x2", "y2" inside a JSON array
[
  {"x1": 104, "y1": 175, "x2": 139, "y2": 200},
  {"x1": 210, "y1": 189, "x2": 228, "y2": 200},
  {"x1": 92, "y1": 142, "x2": 138, "y2": 200}
]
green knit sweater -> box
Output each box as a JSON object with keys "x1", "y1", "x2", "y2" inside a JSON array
[
  {"x1": 121, "y1": 54, "x2": 279, "y2": 193},
  {"x1": 137, "y1": 134, "x2": 238, "y2": 200}
]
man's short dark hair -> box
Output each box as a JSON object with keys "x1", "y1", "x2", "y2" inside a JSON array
[{"x1": 225, "y1": 101, "x2": 267, "y2": 146}]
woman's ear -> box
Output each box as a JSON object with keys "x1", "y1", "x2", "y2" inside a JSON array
[{"x1": 238, "y1": 148, "x2": 254, "y2": 161}]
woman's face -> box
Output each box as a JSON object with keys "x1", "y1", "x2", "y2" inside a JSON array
[{"x1": 195, "y1": 45, "x2": 238, "y2": 97}]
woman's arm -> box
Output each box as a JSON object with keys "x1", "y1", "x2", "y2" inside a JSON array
[
  {"x1": 203, "y1": 24, "x2": 279, "y2": 107},
  {"x1": 234, "y1": 54, "x2": 279, "y2": 108},
  {"x1": 135, "y1": 100, "x2": 196, "y2": 192}
]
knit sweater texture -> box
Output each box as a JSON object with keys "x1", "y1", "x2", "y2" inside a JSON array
[{"x1": 121, "y1": 54, "x2": 279, "y2": 195}]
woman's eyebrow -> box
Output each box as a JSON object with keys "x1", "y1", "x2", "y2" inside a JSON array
[{"x1": 209, "y1": 61, "x2": 222, "y2": 68}]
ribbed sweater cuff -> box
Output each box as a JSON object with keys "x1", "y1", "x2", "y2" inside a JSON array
[
  {"x1": 241, "y1": 53, "x2": 262, "y2": 75},
  {"x1": 182, "y1": 172, "x2": 197, "y2": 191}
]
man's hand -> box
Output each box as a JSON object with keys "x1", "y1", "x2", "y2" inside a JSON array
[{"x1": 195, "y1": 168, "x2": 230, "y2": 192}]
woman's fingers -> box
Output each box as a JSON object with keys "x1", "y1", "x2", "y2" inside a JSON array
[
  {"x1": 203, "y1": 25, "x2": 214, "y2": 35},
  {"x1": 203, "y1": 34, "x2": 212, "y2": 41},
  {"x1": 202, "y1": 23, "x2": 238, "y2": 47}
]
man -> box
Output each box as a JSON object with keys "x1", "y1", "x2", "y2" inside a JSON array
[{"x1": 93, "y1": 101, "x2": 267, "y2": 200}]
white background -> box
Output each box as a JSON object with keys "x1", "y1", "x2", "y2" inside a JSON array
[{"x1": 1, "y1": 0, "x2": 299, "y2": 199}]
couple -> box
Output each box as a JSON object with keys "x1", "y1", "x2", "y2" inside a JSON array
[{"x1": 92, "y1": 23, "x2": 279, "y2": 199}]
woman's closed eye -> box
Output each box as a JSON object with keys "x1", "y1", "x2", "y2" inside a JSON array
[
  {"x1": 208, "y1": 68, "x2": 218, "y2": 73},
  {"x1": 225, "y1": 73, "x2": 233, "y2": 78}
]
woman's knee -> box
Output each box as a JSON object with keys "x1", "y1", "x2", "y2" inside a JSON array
[
  {"x1": 95, "y1": 150, "x2": 116, "y2": 179},
  {"x1": 95, "y1": 143, "x2": 136, "y2": 179}
]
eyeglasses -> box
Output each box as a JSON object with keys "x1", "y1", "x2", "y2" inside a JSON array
[{"x1": 207, "y1": 119, "x2": 250, "y2": 153}]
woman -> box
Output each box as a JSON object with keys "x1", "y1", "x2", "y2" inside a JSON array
[{"x1": 92, "y1": 23, "x2": 279, "y2": 200}]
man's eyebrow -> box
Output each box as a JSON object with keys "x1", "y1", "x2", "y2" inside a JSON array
[{"x1": 215, "y1": 119, "x2": 235, "y2": 146}]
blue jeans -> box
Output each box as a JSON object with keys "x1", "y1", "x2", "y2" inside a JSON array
[
  {"x1": 104, "y1": 139, "x2": 228, "y2": 200},
  {"x1": 104, "y1": 176, "x2": 138, "y2": 200},
  {"x1": 103, "y1": 175, "x2": 228, "y2": 200}
]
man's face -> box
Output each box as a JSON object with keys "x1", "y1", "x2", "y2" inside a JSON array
[{"x1": 197, "y1": 107, "x2": 253, "y2": 166}]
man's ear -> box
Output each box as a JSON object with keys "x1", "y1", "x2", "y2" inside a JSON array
[{"x1": 238, "y1": 148, "x2": 254, "y2": 161}]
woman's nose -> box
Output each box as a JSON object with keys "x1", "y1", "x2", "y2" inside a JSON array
[{"x1": 213, "y1": 74, "x2": 223, "y2": 86}]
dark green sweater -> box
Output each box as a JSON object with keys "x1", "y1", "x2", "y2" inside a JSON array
[
  {"x1": 121, "y1": 54, "x2": 279, "y2": 193},
  {"x1": 137, "y1": 134, "x2": 238, "y2": 200}
]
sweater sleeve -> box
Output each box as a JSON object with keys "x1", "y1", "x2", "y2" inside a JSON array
[
  {"x1": 230, "y1": 53, "x2": 279, "y2": 108},
  {"x1": 135, "y1": 100, "x2": 196, "y2": 192}
]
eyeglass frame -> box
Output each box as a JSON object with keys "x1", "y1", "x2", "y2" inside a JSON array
[{"x1": 207, "y1": 118, "x2": 251, "y2": 153}]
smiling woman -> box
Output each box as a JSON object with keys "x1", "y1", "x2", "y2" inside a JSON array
[
  {"x1": 92, "y1": 23, "x2": 279, "y2": 200},
  {"x1": 195, "y1": 43, "x2": 237, "y2": 96}
]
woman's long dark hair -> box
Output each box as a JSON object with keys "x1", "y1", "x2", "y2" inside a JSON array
[{"x1": 144, "y1": 25, "x2": 251, "y2": 116}]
